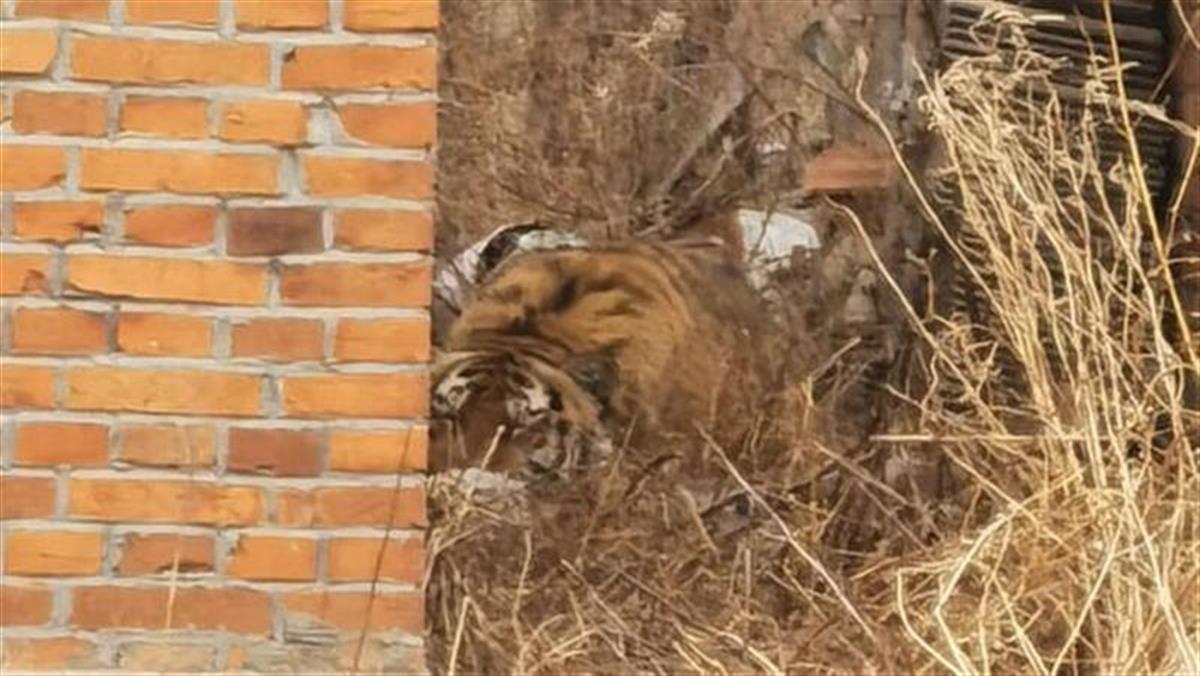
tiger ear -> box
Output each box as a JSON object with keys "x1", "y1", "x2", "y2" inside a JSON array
[{"x1": 565, "y1": 352, "x2": 618, "y2": 405}]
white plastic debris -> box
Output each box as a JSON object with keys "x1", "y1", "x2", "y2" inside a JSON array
[{"x1": 736, "y1": 208, "x2": 821, "y2": 292}]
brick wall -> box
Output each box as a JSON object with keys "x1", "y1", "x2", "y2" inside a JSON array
[{"x1": 0, "y1": 0, "x2": 436, "y2": 671}]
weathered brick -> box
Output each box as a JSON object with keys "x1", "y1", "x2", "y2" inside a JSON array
[
  {"x1": 314, "y1": 486, "x2": 425, "y2": 527},
  {"x1": 0, "y1": 31, "x2": 58, "y2": 75},
  {"x1": 280, "y1": 590, "x2": 422, "y2": 633},
  {"x1": 0, "y1": 476, "x2": 57, "y2": 520},
  {"x1": 328, "y1": 428, "x2": 427, "y2": 473},
  {"x1": 218, "y1": 99, "x2": 307, "y2": 145},
  {"x1": 271, "y1": 487, "x2": 424, "y2": 528},
  {"x1": 802, "y1": 144, "x2": 896, "y2": 193},
  {"x1": 14, "y1": 421, "x2": 108, "y2": 467},
  {"x1": 80, "y1": 148, "x2": 278, "y2": 195},
  {"x1": 228, "y1": 428, "x2": 322, "y2": 477},
  {"x1": 0, "y1": 253, "x2": 52, "y2": 295},
  {"x1": 282, "y1": 45, "x2": 436, "y2": 90},
  {"x1": 69, "y1": 479, "x2": 264, "y2": 526},
  {"x1": 120, "y1": 96, "x2": 209, "y2": 139},
  {"x1": 117, "y1": 312, "x2": 212, "y2": 357},
  {"x1": 344, "y1": 0, "x2": 438, "y2": 32},
  {"x1": 282, "y1": 373, "x2": 428, "y2": 418},
  {"x1": 72, "y1": 36, "x2": 269, "y2": 85},
  {"x1": 227, "y1": 207, "x2": 323, "y2": 256},
  {"x1": 117, "y1": 424, "x2": 216, "y2": 468},
  {"x1": 272, "y1": 489, "x2": 315, "y2": 527},
  {"x1": 65, "y1": 367, "x2": 262, "y2": 416},
  {"x1": 334, "y1": 209, "x2": 433, "y2": 252},
  {"x1": 231, "y1": 318, "x2": 324, "y2": 361},
  {"x1": 11, "y1": 91, "x2": 107, "y2": 137},
  {"x1": 235, "y1": 0, "x2": 327, "y2": 29},
  {"x1": 1, "y1": 146, "x2": 66, "y2": 190},
  {"x1": 226, "y1": 534, "x2": 317, "y2": 581},
  {"x1": 126, "y1": 0, "x2": 218, "y2": 25},
  {"x1": 13, "y1": 200, "x2": 106, "y2": 242},
  {"x1": 117, "y1": 642, "x2": 216, "y2": 672},
  {"x1": 4, "y1": 529, "x2": 105, "y2": 576},
  {"x1": 334, "y1": 318, "x2": 429, "y2": 362},
  {"x1": 68, "y1": 255, "x2": 267, "y2": 305},
  {"x1": 15, "y1": 0, "x2": 107, "y2": 20},
  {"x1": 336, "y1": 102, "x2": 436, "y2": 148},
  {"x1": 123, "y1": 204, "x2": 217, "y2": 247},
  {"x1": 2, "y1": 637, "x2": 100, "y2": 671},
  {"x1": 72, "y1": 586, "x2": 271, "y2": 633},
  {"x1": 0, "y1": 365, "x2": 56, "y2": 409},
  {"x1": 303, "y1": 156, "x2": 433, "y2": 199},
  {"x1": 117, "y1": 533, "x2": 215, "y2": 575},
  {"x1": 11, "y1": 307, "x2": 107, "y2": 355},
  {"x1": 326, "y1": 536, "x2": 423, "y2": 583},
  {"x1": 280, "y1": 261, "x2": 431, "y2": 307},
  {"x1": 0, "y1": 585, "x2": 53, "y2": 626}
]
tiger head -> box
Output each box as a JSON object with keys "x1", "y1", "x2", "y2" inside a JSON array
[{"x1": 430, "y1": 349, "x2": 616, "y2": 479}]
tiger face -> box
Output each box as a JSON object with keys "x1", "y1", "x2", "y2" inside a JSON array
[{"x1": 431, "y1": 350, "x2": 614, "y2": 478}]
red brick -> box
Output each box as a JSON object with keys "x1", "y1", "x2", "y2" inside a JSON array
[
  {"x1": 328, "y1": 428, "x2": 427, "y2": 473},
  {"x1": 117, "y1": 642, "x2": 216, "y2": 672},
  {"x1": 235, "y1": 0, "x2": 327, "y2": 29},
  {"x1": 218, "y1": 99, "x2": 307, "y2": 145},
  {"x1": 80, "y1": 148, "x2": 278, "y2": 195},
  {"x1": 228, "y1": 428, "x2": 322, "y2": 477},
  {"x1": 344, "y1": 0, "x2": 437, "y2": 32},
  {"x1": 334, "y1": 209, "x2": 432, "y2": 252},
  {"x1": 117, "y1": 424, "x2": 216, "y2": 468},
  {"x1": 126, "y1": 0, "x2": 218, "y2": 25},
  {"x1": 65, "y1": 367, "x2": 262, "y2": 416},
  {"x1": 120, "y1": 96, "x2": 209, "y2": 139},
  {"x1": 123, "y1": 204, "x2": 216, "y2": 247},
  {"x1": 72, "y1": 36, "x2": 269, "y2": 85},
  {"x1": 802, "y1": 144, "x2": 896, "y2": 193},
  {"x1": 1, "y1": 146, "x2": 66, "y2": 190},
  {"x1": 0, "y1": 254, "x2": 52, "y2": 295},
  {"x1": 0, "y1": 586, "x2": 53, "y2": 626},
  {"x1": 11, "y1": 91, "x2": 107, "y2": 137},
  {"x1": 282, "y1": 45, "x2": 436, "y2": 90},
  {"x1": 2, "y1": 637, "x2": 99, "y2": 671},
  {"x1": 0, "y1": 365, "x2": 56, "y2": 409},
  {"x1": 227, "y1": 207, "x2": 323, "y2": 256},
  {"x1": 117, "y1": 312, "x2": 212, "y2": 357},
  {"x1": 272, "y1": 489, "x2": 315, "y2": 527},
  {"x1": 4, "y1": 529, "x2": 105, "y2": 576},
  {"x1": 72, "y1": 586, "x2": 271, "y2": 633},
  {"x1": 226, "y1": 534, "x2": 317, "y2": 581},
  {"x1": 15, "y1": 422, "x2": 108, "y2": 467},
  {"x1": 280, "y1": 590, "x2": 422, "y2": 633},
  {"x1": 13, "y1": 200, "x2": 106, "y2": 242},
  {"x1": 11, "y1": 307, "x2": 107, "y2": 356},
  {"x1": 0, "y1": 476, "x2": 57, "y2": 520},
  {"x1": 68, "y1": 255, "x2": 267, "y2": 305},
  {"x1": 231, "y1": 318, "x2": 323, "y2": 361},
  {"x1": 334, "y1": 318, "x2": 429, "y2": 362},
  {"x1": 303, "y1": 156, "x2": 433, "y2": 199},
  {"x1": 16, "y1": 0, "x2": 107, "y2": 20},
  {"x1": 336, "y1": 102, "x2": 435, "y2": 148},
  {"x1": 0, "y1": 31, "x2": 58, "y2": 75},
  {"x1": 280, "y1": 261, "x2": 431, "y2": 307},
  {"x1": 282, "y1": 373, "x2": 428, "y2": 418},
  {"x1": 69, "y1": 479, "x2": 264, "y2": 526},
  {"x1": 117, "y1": 533, "x2": 215, "y2": 575},
  {"x1": 315, "y1": 486, "x2": 425, "y2": 527},
  {"x1": 326, "y1": 536, "x2": 423, "y2": 583}
]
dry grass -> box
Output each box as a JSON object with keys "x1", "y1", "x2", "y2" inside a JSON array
[{"x1": 426, "y1": 12, "x2": 1200, "y2": 676}]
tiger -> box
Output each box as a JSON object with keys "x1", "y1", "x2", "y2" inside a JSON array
[{"x1": 430, "y1": 233, "x2": 773, "y2": 479}]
